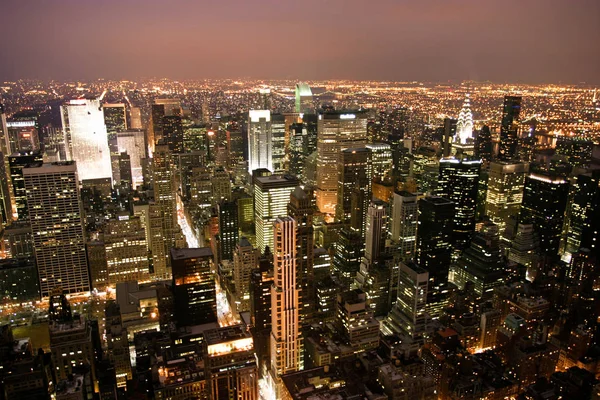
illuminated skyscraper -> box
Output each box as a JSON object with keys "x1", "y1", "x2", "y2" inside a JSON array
[
  {"x1": 218, "y1": 200, "x2": 238, "y2": 261},
  {"x1": 288, "y1": 187, "x2": 315, "y2": 324},
  {"x1": 104, "y1": 215, "x2": 150, "y2": 285},
  {"x1": 437, "y1": 157, "x2": 482, "y2": 250},
  {"x1": 366, "y1": 142, "x2": 392, "y2": 182},
  {"x1": 163, "y1": 115, "x2": 184, "y2": 154},
  {"x1": 23, "y1": 162, "x2": 89, "y2": 297},
  {"x1": 253, "y1": 174, "x2": 298, "y2": 253},
  {"x1": 61, "y1": 98, "x2": 112, "y2": 181},
  {"x1": 452, "y1": 95, "x2": 475, "y2": 156},
  {"x1": 248, "y1": 110, "x2": 272, "y2": 174},
  {"x1": 149, "y1": 99, "x2": 182, "y2": 156},
  {"x1": 382, "y1": 261, "x2": 428, "y2": 342},
  {"x1": 335, "y1": 148, "x2": 372, "y2": 233},
  {"x1": 295, "y1": 83, "x2": 313, "y2": 114},
  {"x1": 152, "y1": 143, "x2": 182, "y2": 278},
  {"x1": 271, "y1": 113, "x2": 286, "y2": 174},
  {"x1": 234, "y1": 238, "x2": 258, "y2": 312},
  {"x1": 116, "y1": 129, "x2": 146, "y2": 188},
  {"x1": 270, "y1": 217, "x2": 302, "y2": 393},
  {"x1": 519, "y1": 172, "x2": 569, "y2": 258},
  {"x1": 563, "y1": 172, "x2": 600, "y2": 258},
  {"x1": 364, "y1": 200, "x2": 387, "y2": 264},
  {"x1": 416, "y1": 196, "x2": 454, "y2": 318},
  {"x1": 316, "y1": 110, "x2": 368, "y2": 215},
  {"x1": 390, "y1": 191, "x2": 418, "y2": 260},
  {"x1": 485, "y1": 161, "x2": 529, "y2": 234},
  {"x1": 498, "y1": 96, "x2": 522, "y2": 161},
  {"x1": 8, "y1": 152, "x2": 42, "y2": 221}
]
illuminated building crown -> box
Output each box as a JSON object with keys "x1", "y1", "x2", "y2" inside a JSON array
[{"x1": 456, "y1": 94, "x2": 474, "y2": 144}]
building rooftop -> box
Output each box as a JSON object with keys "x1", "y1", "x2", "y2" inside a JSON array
[{"x1": 170, "y1": 247, "x2": 213, "y2": 260}]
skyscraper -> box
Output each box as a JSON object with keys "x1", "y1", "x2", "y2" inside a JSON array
[
  {"x1": 233, "y1": 238, "x2": 258, "y2": 312},
  {"x1": 61, "y1": 98, "x2": 112, "y2": 181},
  {"x1": 288, "y1": 187, "x2": 315, "y2": 325},
  {"x1": 335, "y1": 147, "x2": 372, "y2": 232},
  {"x1": 24, "y1": 162, "x2": 89, "y2": 297},
  {"x1": 452, "y1": 95, "x2": 475, "y2": 156},
  {"x1": 171, "y1": 247, "x2": 217, "y2": 326},
  {"x1": 485, "y1": 161, "x2": 529, "y2": 234},
  {"x1": 295, "y1": 83, "x2": 313, "y2": 114},
  {"x1": 476, "y1": 125, "x2": 493, "y2": 162},
  {"x1": 416, "y1": 196, "x2": 454, "y2": 318},
  {"x1": 316, "y1": 110, "x2": 368, "y2": 215},
  {"x1": 218, "y1": 200, "x2": 239, "y2": 261},
  {"x1": 104, "y1": 215, "x2": 149, "y2": 285},
  {"x1": 498, "y1": 96, "x2": 522, "y2": 161},
  {"x1": 519, "y1": 173, "x2": 569, "y2": 258},
  {"x1": 437, "y1": 157, "x2": 482, "y2": 250},
  {"x1": 248, "y1": 110, "x2": 272, "y2": 174},
  {"x1": 364, "y1": 200, "x2": 387, "y2": 264},
  {"x1": 149, "y1": 99, "x2": 182, "y2": 156},
  {"x1": 271, "y1": 113, "x2": 286, "y2": 174},
  {"x1": 163, "y1": 115, "x2": 184, "y2": 154},
  {"x1": 390, "y1": 191, "x2": 418, "y2": 261},
  {"x1": 382, "y1": 261, "x2": 429, "y2": 342},
  {"x1": 563, "y1": 172, "x2": 600, "y2": 258},
  {"x1": 151, "y1": 143, "x2": 182, "y2": 278},
  {"x1": 270, "y1": 217, "x2": 302, "y2": 394},
  {"x1": 253, "y1": 174, "x2": 298, "y2": 253},
  {"x1": 8, "y1": 151, "x2": 43, "y2": 221}
]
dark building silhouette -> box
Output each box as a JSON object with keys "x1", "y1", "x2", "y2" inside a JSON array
[{"x1": 498, "y1": 96, "x2": 522, "y2": 161}]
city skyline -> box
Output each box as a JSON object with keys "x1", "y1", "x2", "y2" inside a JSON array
[{"x1": 1, "y1": 0, "x2": 599, "y2": 84}]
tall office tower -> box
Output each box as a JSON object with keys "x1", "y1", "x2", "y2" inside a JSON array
[
  {"x1": 563, "y1": 172, "x2": 600, "y2": 258},
  {"x1": 171, "y1": 248, "x2": 217, "y2": 326},
  {"x1": 476, "y1": 125, "x2": 493, "y2": 162},
  {"x1": 104, "y1": 103, "x2": 127, "y2": 184},
  {"x1": 254, "y1": 174, "x2": 298, "y2": 253},
  {"x1": 452, "y1": 95, "x2": 475, "y2": 156},
  {"x1": 366, "y1": 143, "x2": 393, "y2": 181},
  {"x1": 104, "y1": 215, "x2": 149, "y2": 285},
  {"x1": 449, "y1": 222, "x2": 504, "y2": 298},
  {"x1": 365, "y1": 200, "x2": 387, "y2": 264},
  {"x1": 152, "y1": 143, "x2": 178, "y2": 278},
  {"x1": 270, "y1": 217, "x2": 302, "y2": 391},
  {"x1": 416, "y1": 196, "x2": 454, "y2": 318},
  {"x1": 2, "y1": 221, "x2": 34, "y2": 259},
  {"x1": 437, "y1": 157, "x2": 482, "y2": 250},
  {"x1": 382, "y1": 261, "x2": 429, "y2": 342},
  {"x1": 288, "y1": 187, "x2": 315, "y2": 324},
  {"x1": 105, "y1": 302, "x2": 132, "y2": 388},
  {"x1": 519, "y1": 173, "x2": 569, "y2": 258},
  {"x1": 0, "y1": 153, "x2": 12, "y2": 227},
  {"x1": 335, "y1": 148, "x2": 372, "y2": 232},
  {"x1": 248, "y1": 110, "x2": 272, "y2": 174},
  {"x1": 149, "y1": 99, "x2": 182, "y2": 155},
  {"x1": 103, "y1": 103, "x2": 127, "y2": 133},
  {"x1": 8, "y1": 152, "x2": 42, "y2": 221},
  {"x1": 289, "y1": 118, "x2": 318, "y2": 180},
  {"x1": 295, "y1": 83, "x2": 313, "y2": 114},
  {"x1": 212, "y1": 167, "x2": 231, "y2": 204},
  {"x1": 271, "y1": 113, "x2": 286, "y2": 173},
  {"x1": 204, "y1": 325, "x2": 259, "y2": 400},
  {"x1": 390, "y1": 191, "x2": 418, "y2": 260},
  {"x1": 332, "y1": 228, "x2": 364, "y2": 286},
  {"x1": 442, "y1": 118, "x2": 457, "y2": 157},
  {"x1": 129, "y1": 106, "x2": 142, "y2": 129},
  {"x1": 24, "y1": 162, "x2": 89, "y2": 297},
  {"x1": 498, "y1": 95, "x2": 522, "y2": 161},
  {"x1": 60, "y1": 98, "x2": 112, "y2": 181},
  {"x1": 218, "y1": 200, "x2": 239, "y2": 261},
  {"x1": 162, "y1": 115, "x2": 184, "y2": 153},
  {"x1": 316, "y1": 110, "x2": 368, "y2": 216},
  {"x1": 117, "y1": 129, "x2": 148, "y2": 188},
  {"x1": 485, "y1": 161, "x2": 529, "y2": 234},
  {"x1": 250, "y1": 248, "x2": 274, "y2": 371},
  {"x1": 508, "y1": 224, "x2": 541, "y2": 281},
  {"x1": 234, "y1": 238, "x2": 258, "y2": 312}
]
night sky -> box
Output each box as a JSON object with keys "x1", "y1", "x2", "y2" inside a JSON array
[{"x1": 1, "y1": 0, "x2": 599, "y2": 83}]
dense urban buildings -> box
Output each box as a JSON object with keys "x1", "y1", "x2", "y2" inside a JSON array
[{"x1": 0, "y1": 74, "x2": 599, "y2": 400}]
